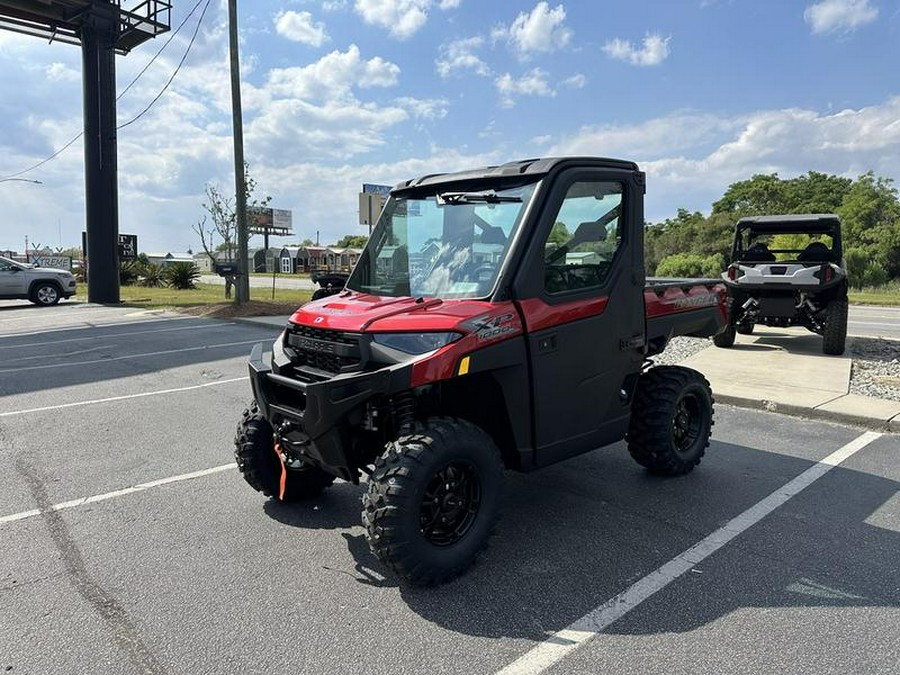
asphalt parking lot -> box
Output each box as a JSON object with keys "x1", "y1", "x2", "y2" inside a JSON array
[{"x1": 1, "y1": 301, "x2": 898, "y2": 675}]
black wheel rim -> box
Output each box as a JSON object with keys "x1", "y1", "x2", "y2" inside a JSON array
[
  {"x1": 672, "y1": 392, "x2": 703, "y2": 453},
  {"x1": 419, "y1": 461, "x2": 481, "y2": 547}
]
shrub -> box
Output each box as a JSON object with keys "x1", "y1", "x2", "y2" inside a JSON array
[
  {"x1": 845, "y1": 247, "x2": 889, "y2": 289},
  {"x1": 162, "y1": 262, "x2": 201, "y2": 290},
  {"x1": 119, "y1": 261, "x2": 141, "y2": 286},
  {"x1": 139, "y1": 263, "x2": 164, "y2": 287},
  {"x1": 655, "y1": 253, "x2": 725, "y2": 279}
]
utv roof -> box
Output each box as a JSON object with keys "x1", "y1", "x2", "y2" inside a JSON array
[
  {"x1": 393, "y1": 157, "x2": 640, "y2": 194},
  {"x1": 736, "y1": 214, "x2": 840, "y2": 234}
]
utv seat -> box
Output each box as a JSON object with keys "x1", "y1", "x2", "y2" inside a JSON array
[
  {"x1": 797, "y1": 241, "x2": 833, "y2": 262},
  {"x1": 741, "y1": 242, "x2": 776, "y2": 262}
]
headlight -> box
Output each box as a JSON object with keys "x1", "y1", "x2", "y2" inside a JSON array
[{"x1": 372, "y1": 332, "x2": 462, "y2": 355}]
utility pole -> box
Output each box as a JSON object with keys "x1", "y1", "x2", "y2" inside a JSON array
[{"x1": 228, "y1": 0, "x2": 249, "y2": 303}]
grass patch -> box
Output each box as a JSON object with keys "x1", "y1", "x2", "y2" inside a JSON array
[
  {"x1": 75, "y1": 283, "x2": 310, "y2": 316},
  {"x1": 849, "y1": 281, "x2": 900, "y2": 307}
]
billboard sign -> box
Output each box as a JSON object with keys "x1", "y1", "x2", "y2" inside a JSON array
[
  {"x1": 248, "y1": 207, "x2": 293, "y2": 236},
  {"x1": 118, "y1": 234, "x2": 138, "y2": 261},
  {"x1": 363, "y1": 183, "x2": 392, "y2": 195},
  {"x1": 81, "y1": 232, "x2": 138, "y2": 261},
  {"x1": 32, "y1": 256, "x2": 72, "y2": 270}
]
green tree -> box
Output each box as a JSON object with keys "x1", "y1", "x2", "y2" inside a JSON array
[
  {"x1": 845, "y1": 247, "x2": 889, "y2": 289},
  {"x1": 837, "y1": 173, "x2": 900, "y2": 277},
  {"x1": 547, "y1": 221, "x2": 570, "y2": 246},
  {"x1": 655, "y1": 253, "x2": 725, "y2": 278},
  {"x1": 712, "y1": 174, "x2": 790, "y2": 216},
  {"x1": 645, "y1": 209, "x2": 732, "y2": 274},
  {"x1": 334, "y1": 234, "x2": 368, "y2": 248},
  {"x1": 192, "y1": 162, "x2": 272, "y2": 298}
]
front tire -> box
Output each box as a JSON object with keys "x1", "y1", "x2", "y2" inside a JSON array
[
  {"x1": 233, "y1": 404, "x2": 335, "y2": 501},
  {"x1": 627, "y1": 366, "x2": 714, "y2": 476},
  {"x1": 736, "y1": 321, "x2": 754, "y2": 335},
  {"x1": 30, "y1": 282, "x2": 61, "y2": 306},
  {"x1": 822, "y1": 298, "x2": 848, "y2": 355},
  {"x1": 362, "y1": 417, "x2": 504, "y2": 585}
]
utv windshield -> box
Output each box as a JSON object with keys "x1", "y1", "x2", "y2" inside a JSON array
[{"x1": 347, "y1": 182, "x2": 539, "y2": 299}]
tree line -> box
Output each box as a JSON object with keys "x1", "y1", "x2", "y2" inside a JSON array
[{"x1": 646, "y1": 171, "x2": 900, "y2": 288}]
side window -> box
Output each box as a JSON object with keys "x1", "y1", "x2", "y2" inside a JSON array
[{"x1": 543, "y1": 181, "x2": 623, "y2": 294}]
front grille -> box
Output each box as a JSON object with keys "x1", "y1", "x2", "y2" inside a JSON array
[{"x1": 286, "y1": 325, "x2": 361, "y2": 376}]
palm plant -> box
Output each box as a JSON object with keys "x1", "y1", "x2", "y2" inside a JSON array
[{"x1": 162, "y1": 262, "x2": 201, "y2": 290}]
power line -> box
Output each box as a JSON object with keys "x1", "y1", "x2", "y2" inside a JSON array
[
  {"x1": 0, "y1": 0, "x2": 208, "y2": 181},
  {"x1": 116, "y1": 0, "x2": 207, "y2": 101},
  {"x1": 118, "y1": 0, "x2": 212, "y2": 130}
]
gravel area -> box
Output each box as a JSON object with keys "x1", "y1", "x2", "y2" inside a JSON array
[
  {"x1": 651, "y1": 336, "x2": 711, "y2": 365},
  {"x1": 653, "y1": 334, "x2": 900, "y2": 402},
  {"x1": 849, "y1": 336, "x2": 900, "y2": 401}
]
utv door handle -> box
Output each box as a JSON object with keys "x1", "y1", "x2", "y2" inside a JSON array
[{"x1": 537, "y1": 334, "x2": 557, "y2": 353}]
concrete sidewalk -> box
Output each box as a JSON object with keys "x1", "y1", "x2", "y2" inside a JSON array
[
  {"x1": 234, "y1": 316, "x2": 900, "y2": 432},
  {"x1": 681, "y1": 326, "x2": 900, "y2": 432}
]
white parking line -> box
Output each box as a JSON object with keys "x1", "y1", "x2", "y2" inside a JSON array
[
  {"x1": 0, "y1": 377, "x2": 247, "y2": 417},
  {"x1": 495, "y1": 430, "x2": 882, "y2": 675},
  {"x1": 0, "y1": 339, "x2": 262, "y2": 373},
  {"x1": 0, "y1": 464, "x2": 235, "y2": 526},
  {"x1": 0, "y1": 322, "x2": 233, "y2": 349}
]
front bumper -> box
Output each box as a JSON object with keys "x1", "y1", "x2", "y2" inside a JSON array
[{"x1": 248, "y1": 343, "x2": 410, "y2": 480}]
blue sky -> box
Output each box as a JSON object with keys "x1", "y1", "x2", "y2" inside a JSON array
[{"x1": 1, "y1": 0, "x2": 899, "y2": 254}]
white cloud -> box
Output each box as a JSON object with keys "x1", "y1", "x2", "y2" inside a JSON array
[
  {"x1": 436, "y1": 36, "x2": 490, "y2": 77},
  {"x1": 262, "y1": 45, "x2": 399, "y2": 103},
  {"x1": 45, "y1": 62, "x2": 80, "y2": 83},
  {"x1": 550, "y1": 98, "x2": 900, "y2": 221},
  {"x1": 495, "y1": 68, "x2": 555, "y2": 108},
  {"x1": 354, "y1": 0, "x2": 430, "y2": 39},
  {"x1": 603, "y1": 33, "x2": 671, "y2": 66},
  {"x1": 562, "y1": 73, "x2": 586, "y2": 88},
  {"x1": 323, "y1": 0, "x2": 348, "y2": 10},
  {"x1": 439, "y1": 0, "x2": 462, "y2": 8},
  {"x1": 274, "y1": 11, "x2": 329, "y2": 47},
  {"x1": 395, "y1": 97, "x2": 450, "y2": 120},
  {"x1": 531, "y1": 134, "x2": 553, "y2": 145},
  {"x1": 493, "y1": 2, "x2": 572, "y2": 57},
  {"x1": 804, "y1": 0, "x2": 878, "y2": 35}
]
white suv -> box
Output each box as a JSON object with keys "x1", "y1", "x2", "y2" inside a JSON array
[{"x1": 0, "y1": 256, "x2": 78, "y2": 306}]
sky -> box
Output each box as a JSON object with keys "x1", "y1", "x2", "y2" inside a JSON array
[{"x1": 1, "y1": 0, "x2": 899, "y2": 255}]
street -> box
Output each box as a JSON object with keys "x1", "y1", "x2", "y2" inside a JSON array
[
  {"x1": 202, "y1": 275, "x2": 900, "y2": 341},
  {"x1": 847, "y1": 304, "x2": 900, "y2": 340},
  {"x1": 0, "y1": 302, "x2": 898, "y2": 674}
]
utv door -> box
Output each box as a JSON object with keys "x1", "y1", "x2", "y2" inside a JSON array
[{"x1": 513, "y1": 168, "x2": 646, "y2": 467}]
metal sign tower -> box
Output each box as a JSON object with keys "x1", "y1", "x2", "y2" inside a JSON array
[{"x1": 0, "y1": 1, "x2": 171, "y2": 303}]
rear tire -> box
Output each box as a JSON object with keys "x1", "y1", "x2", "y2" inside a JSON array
[
  {"x1": 713, "y1": 324, "x2": 736, "y2": 347},
  {"x1": 30, "y1": 282, "x2": 61, "y2": 306},
  {"x1": 822, "y1": 298, "x2": 848, "y2": 355},
  {"x1": 234, "y1": 403, "x2": 335, "y2": 501},
  {"x1": 627, "y1": 366, "x2": 713, "y2": 476},
  {"x1": 362, "y1": 417, "x2": 504, "y2": 585}
]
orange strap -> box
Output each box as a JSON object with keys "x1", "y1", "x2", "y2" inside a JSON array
[{"x1": 273, "y1": 442, "x2": 287, "y2": 501}]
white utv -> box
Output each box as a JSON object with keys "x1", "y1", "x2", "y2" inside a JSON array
[{"x1": 714, "y1": 214, "x2": 848, "y2": 355}]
